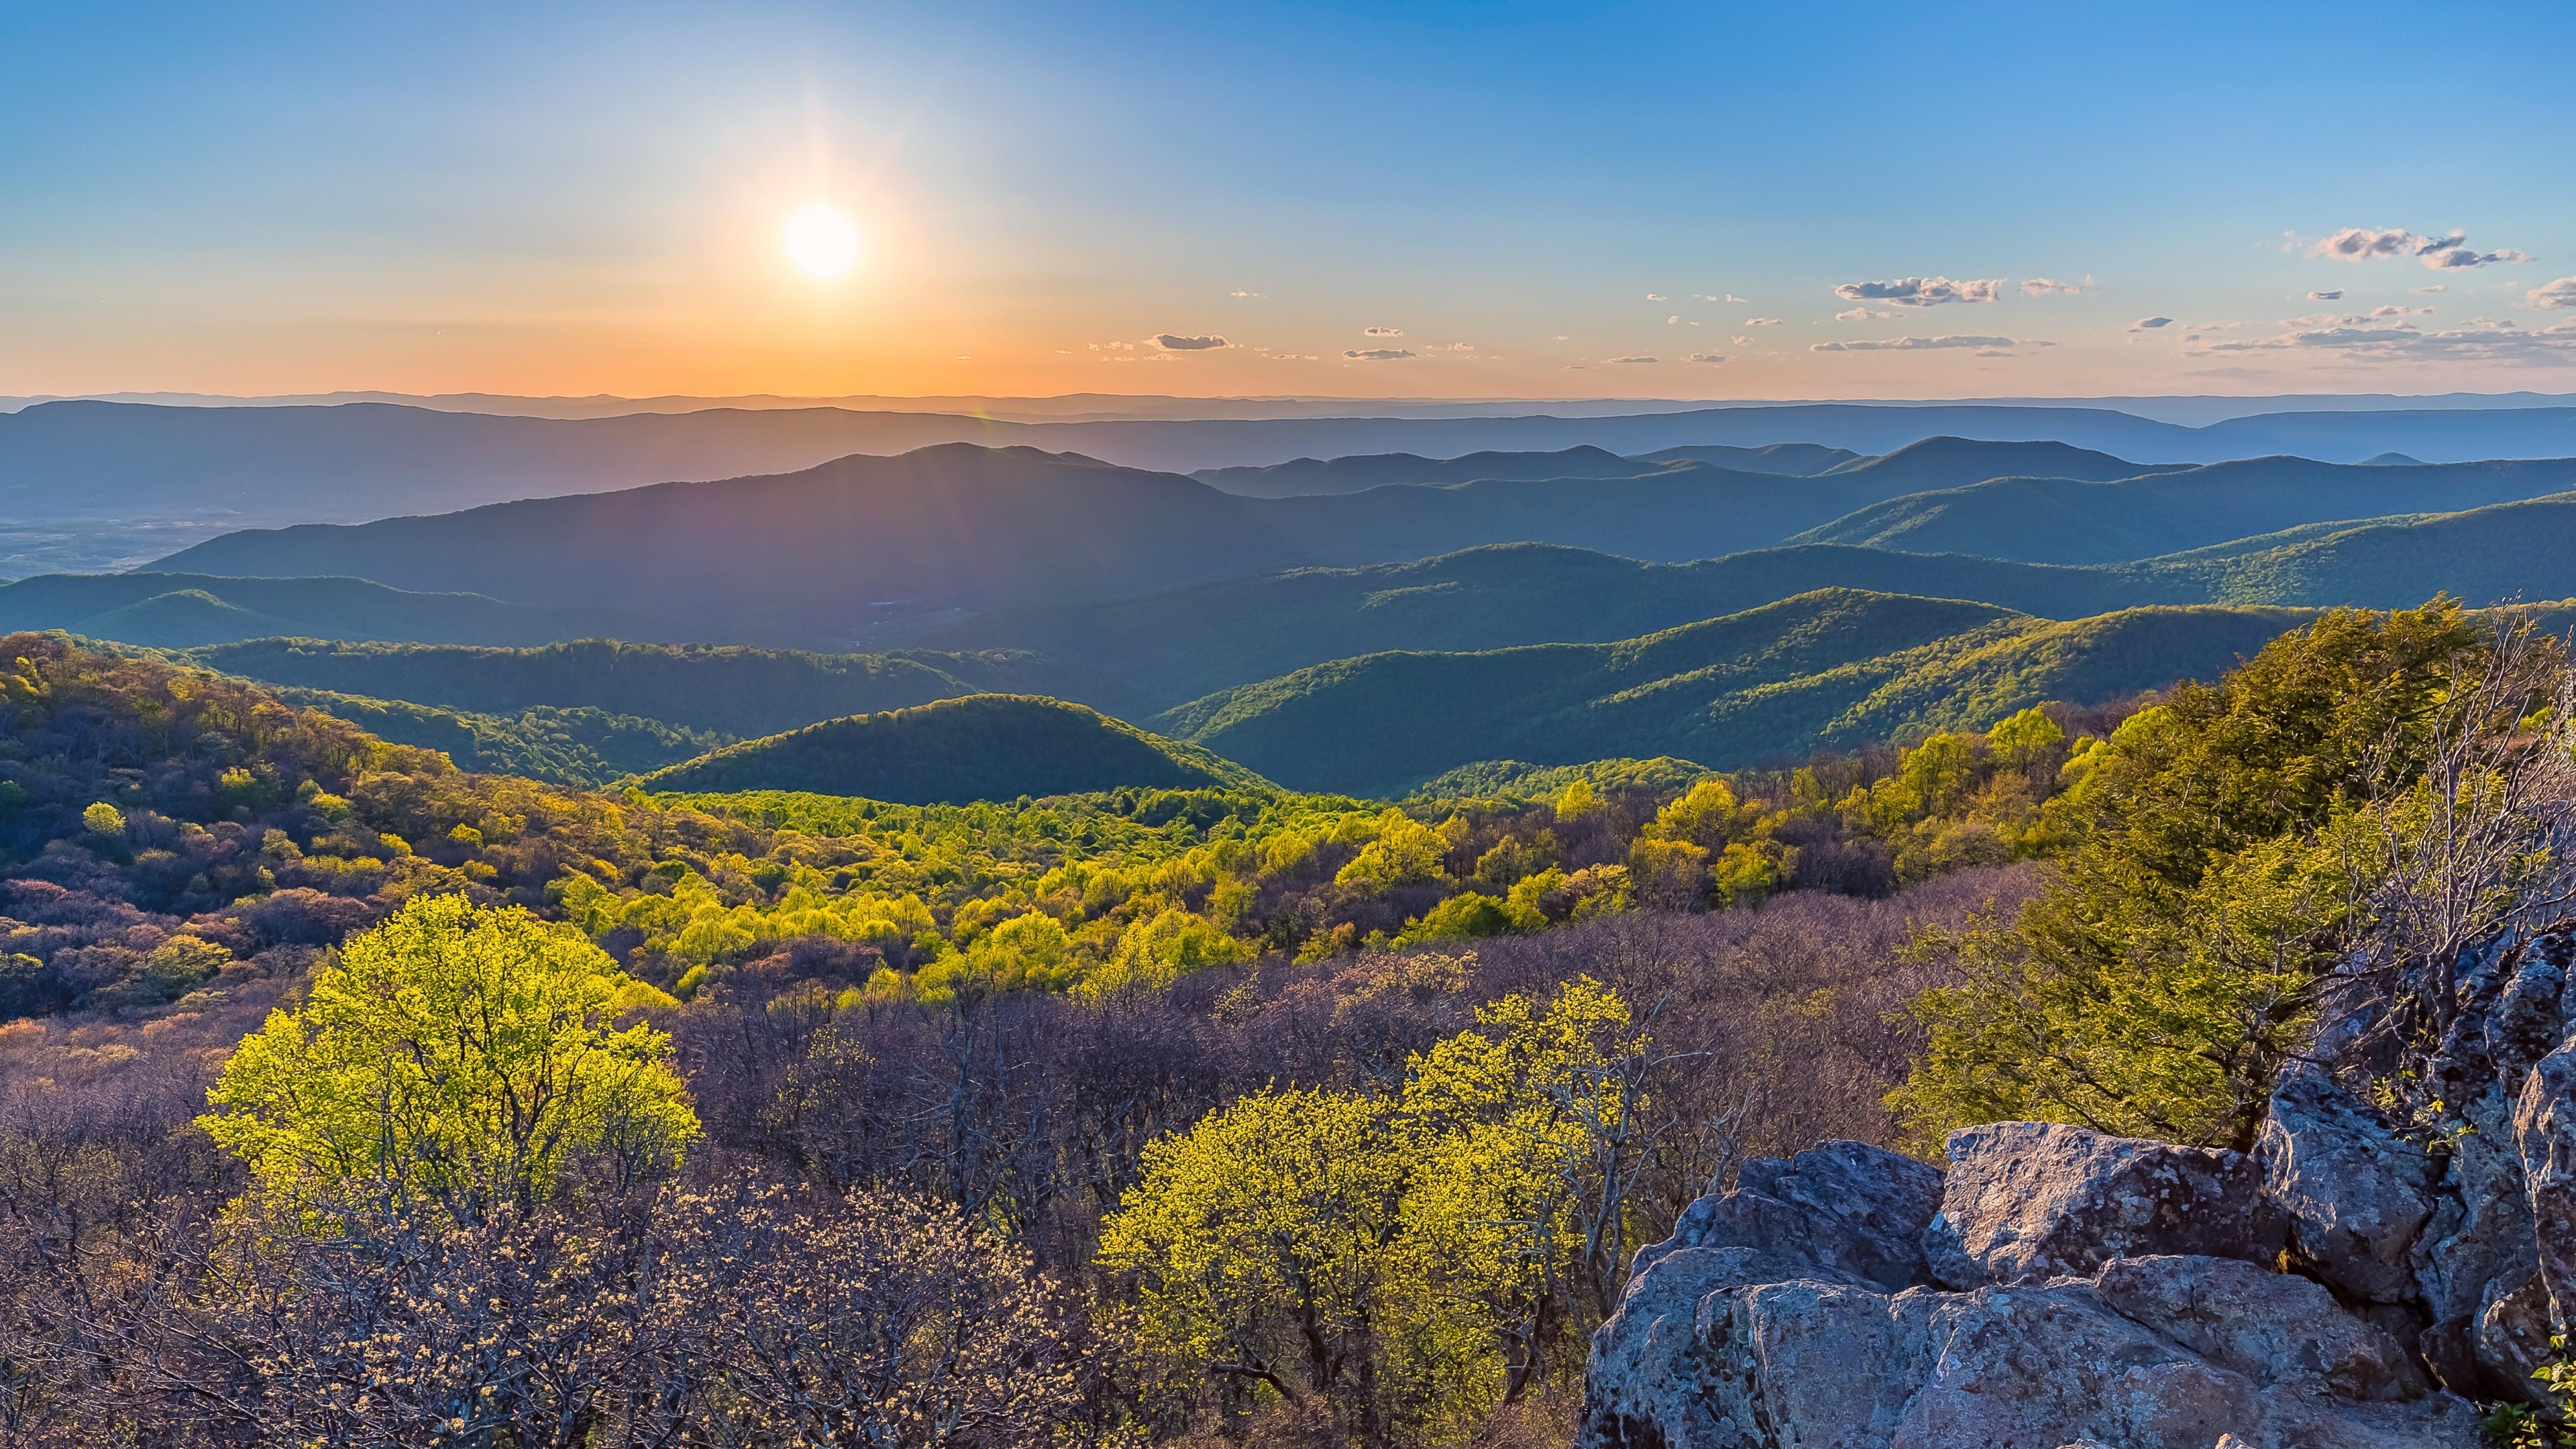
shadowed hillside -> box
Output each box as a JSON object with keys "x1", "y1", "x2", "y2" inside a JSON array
[
  {"x1": 184, "y1": 637, "x2": 1148, "y2": 736},
  {"x1": 0, "y1": 570, "x2": 705, "y2": 646},
  {"x1": 925, "y1": 543, "x2": 2163, "y2": 704},
  {"x1": 629, "y1": 694, "x2": 1273, "y2": 802},
  {"x1": 1790, "y1": 454, "x2": 2576, "y2": 562},
  {"x1": 1156, "y1": 590, "x2": 2310, "y2": 795}
]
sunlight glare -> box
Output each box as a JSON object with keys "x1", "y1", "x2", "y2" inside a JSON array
[{"x1": 783, "y1": 203, "x2": 862, "y2": 278}]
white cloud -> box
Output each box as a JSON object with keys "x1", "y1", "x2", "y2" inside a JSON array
[
  {"x1": 2308, "y1": 290, "x2": 2343, "y2": 301},
  {"x1": 2132, "y1": 317, "x2": 2173, "y2": 330},
  {"x1": 2369, "y1": 304, "x2": 2435, "y2": 318},
  {"x1": 1685, "y1": 353, "x2": 1727, "y2": 364},
  {"x1": 2414, "y1": 285, "x2": 2447, "y2": 294},
  {"x1": 2528, "y1": 277, "x2": 2576, "y2": 310},
  {"x1": 1731, "y1": 335, "x2": 1753, "y2": 345},
  {"x1": 2191, "y1": 316, "x2": 2576, "y2": 363},
  {"x1": 1344, "y1": 347, "x2": 1414, "y2": 360},
  {"x1": 1811, "y1": 334, "x2": 2025, "y2": 352},
  {"x1": 1229, "y1": 289, "x2": 1263, "y2": 298},
  {"x1": 1645, "y1": 293, "x2": 1666, "y2": 301},
  {"x1": 1833, "y1": 276, "x2": 2005, "y2": 307},
  {"x1": 1154, "y1": 333, "x2": 1229, "y2": 351},
  {"x1": 1835, "y1": 307, "x2": 1896, "y2": 321},
  {"x1": 1666, "y1": 315, "x2": 1680, "y2": 325},
  {"x1": 2309, "y1": 227, "x2": 2532, "y2": 270},
  {"x1": 1362, "y1": 325, "x2": 1403, "y2": 337},
  {"x1": 2021, "y1": 278, "x2": 2084, "y2": 296},
  {"x1": 1745, "y1": 317, "x2": 1782, "y2": 326},
  {"x1": 1607, "y1": 356, "x2": 1659, "y2": 364}
]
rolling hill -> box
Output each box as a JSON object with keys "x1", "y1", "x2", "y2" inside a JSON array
[
  {"x1": 0, "y1": 571, "x2": 705, "y2": 647},
  {"x1": 912, "y1": 481, "x2": 2576, "y2": 705},
  {"x1": 628, "y1": 694, "x2": 1272, "y2": 802},
  {"x1": 182, "y1": 637, "x2": 1149, "y2": 739},
  {"x1": 1789, "y1": 455, "x2": 2576, "y2": 563},
  {"x1": 922, "y1": 543, "x2": 2161, "y2": 704},
  {"x1": 1152, "y1": 590, "x2": 2314, "y2": 796},
  {"x1": 261, "y1": 687, "x2": 727, "y2": 787}
]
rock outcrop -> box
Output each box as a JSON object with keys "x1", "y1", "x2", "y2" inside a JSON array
[{"x1": 1580, "y1": 926, "x2": 2576, "y2": 1449}]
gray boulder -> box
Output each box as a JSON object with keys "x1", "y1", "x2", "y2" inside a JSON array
[
  {"x1": 1633, "y1": 1139, "x2": 1943, "y2": 1291},
  {"x1": 1923, "y1": 1122, "x2": 2284, "y2": 1289},
  {"x1": 2515, "y1": 1033, "x2": 2576, "y2": 1336},
  {"x1": 1582, "y1": 1254, "x2": 2481, "y2": 1449},
  {"x1": 2257, "y1": 1064, "x2": 2437, "y2": 1303}
]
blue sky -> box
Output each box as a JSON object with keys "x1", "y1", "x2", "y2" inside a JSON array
[{"x1": 5, "y1": 1, "x2": 2573, "y2": 398}]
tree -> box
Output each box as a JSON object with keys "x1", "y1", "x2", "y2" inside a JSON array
[
  {"x1": 1099, "y1": 982, "x2": 1644, "y2": 1444},
  {"x1": 652, "y1": 1185, "x2": 1087, "y2": 1449},
  {"x1": 1889, "y1": 600, "x2": 2519, "y2": 1150},
  {"x1": 199, "y1": 892, "x2": 700, "y2": 1219}
]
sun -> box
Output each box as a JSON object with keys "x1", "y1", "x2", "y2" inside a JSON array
[{"x1": 782, "y1": 203, "x2": 862, "y2": 278}]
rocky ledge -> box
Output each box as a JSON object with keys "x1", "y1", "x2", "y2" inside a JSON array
[{"x1": 1579, "y1": 929, "x2": 2576, "y2": 1449}]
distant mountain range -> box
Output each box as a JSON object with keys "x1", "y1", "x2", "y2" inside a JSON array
[
  {"x1": 139, "y1": 441, "x2": 2576, "y2": 647},
  {"x1": 15, "y1": 398, "x2": 2576, "y2": 575},
  {"x1": 1191, "y1": 441, "x2": 1858, "y2": 496}
]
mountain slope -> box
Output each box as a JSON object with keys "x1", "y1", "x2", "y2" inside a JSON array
[
  {"x1": 155, "y1": 444, "x2": 1290, "y2": 624},
  {"x1": 1811, "y1": 435, "x2": 2181, "y2": 488},
  {"x1": 1156, "y1": 590, "x2": 2310, "y2": 796},
  {"x1": 925, "y1": 543, "x2": 2163, "y2": 705},
  {"x1": 182, "y1": 637, "x2": 1148, "y2": 737},
  {"x1": 629, "y1": 694, "x2": 1272, "y2": 802},
  {"x1": 1790, "y1": 455, "x2": 2576, "y2": 563},
  {"x1": 2139, "y1": 492, "x2": 2576, "y2": 607},
  {"x1": 0, "y1": 571, "x2": 704, "y2": 646},
  {"x1": 266, "y1": 686, "x2": 725, "y2": 787}
]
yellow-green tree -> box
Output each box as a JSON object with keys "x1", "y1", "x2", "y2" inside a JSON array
[
  {"x1": 1100, "y1": 982, "x2": 1640, "y2": 1442},
  {"x1": 200, "y1": 893, "x2": 699, "y2": 1218},
  {"x1": 1099, "y1": 1087, "x2": 1407, "y2": 1417}
]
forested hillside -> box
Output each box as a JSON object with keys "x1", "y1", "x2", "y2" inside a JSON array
[
  {"x1": 0, "y1": 570, "x2": 706, "y2": 646},
  {"x1": 628, "y1": 694, "x2": 1274, "y2": 802},
  {"x1": 1159, "y1": 590, "x2": 2306, "y2": 796},
  {"x1": 185, "y1": 636, "x2": 1143, "y2": 733}
]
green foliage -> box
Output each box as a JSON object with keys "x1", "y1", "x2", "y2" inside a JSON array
[
  {"x1": 1099, "y1": 980, "x2": 1635, "y2": 1440},
  {"x1": 1891, "y1": 600, "x2": 2492, "y2": 1149},
  {"x1": 199, "y1": 893, "x2": 699, "y2": 1217},
  {"x1": 627, "y1": 694, "x2": 1273, "y2": 802}
]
